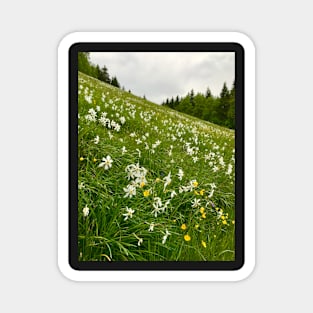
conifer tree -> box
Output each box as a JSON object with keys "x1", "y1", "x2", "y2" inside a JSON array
[
  {"x1": 175, "y1": 95, "x2": 180, "y2": 107},
  {"x1": 110, "y1": 76, "x2": 120, "y2": 88},
  {"x1": 169, "y1": 97, "x2": 174, "y2": 108},
  {"x1": 205, "y1": 87, "x2": 212, "y2": 98},
  {"x1": 217, "y1": 82, "x2": 231, "y2": 126},
  {"x1": 98, "y1": 65, "x2": 110, "y2": 83},
  {"x1": 190, "y1": 89, "x2": 195, "y2": 106}
]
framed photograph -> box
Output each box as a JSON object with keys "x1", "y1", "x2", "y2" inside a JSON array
[{"x1": 58, "y1": 32, "x2": 255, "y2": 281}]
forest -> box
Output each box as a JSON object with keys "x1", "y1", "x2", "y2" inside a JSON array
[
  {"x1": 161, "y1": 83, "x2": 235, "y2": 129},
  {"x1": 78, "y1": 52, "x2": 121, "y2": 88}
]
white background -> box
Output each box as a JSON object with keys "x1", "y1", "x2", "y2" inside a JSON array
[{"x1": 1, "y1": 0, "x2": 312, "y2": 312}]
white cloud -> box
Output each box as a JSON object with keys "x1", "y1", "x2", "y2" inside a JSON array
[{"x1": 89, "y1": 52, "x2": 234, "y2": 104}]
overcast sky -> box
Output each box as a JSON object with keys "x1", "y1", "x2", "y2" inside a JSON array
[{"x1": 89, "y1": 52, "x2": 234, "y2": 104}]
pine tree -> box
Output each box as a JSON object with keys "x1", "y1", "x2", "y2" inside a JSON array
[
  {"x1": 169, "y1": 97, "x2": 174, "y2": 108},
  {"x1": 110, "y1": 76, "x2": 120, "y2": 88},
  {"x1": 217, "y1": 82, "x2": 231, "y2": 126},
  {"x1": 220, "y1": 82, "x2": 229, "y2": 99},
  {"x1": 98, "y1": 65, "x2": 110, "y2": 83},
  {"x1": 174, "y1": 95, "x2": 180, "y2": 107},
  {"x1": 205, "y1": 87, "x2": 212, "y2": 98},
  {"x1": 190, "y1": 89, "x2": 195, "y2": 106},
  {"x1": 227, "y1": 80, "x2": 235, "y2": 129}
]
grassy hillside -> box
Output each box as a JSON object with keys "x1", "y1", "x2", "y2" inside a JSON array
[{"x1": 78, "y1": 71, "x2": 235, "y2": 261}]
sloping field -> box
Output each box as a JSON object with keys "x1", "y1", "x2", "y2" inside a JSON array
[{"x1": 78, "y1": 72, "x2": 235, "y2": 261}]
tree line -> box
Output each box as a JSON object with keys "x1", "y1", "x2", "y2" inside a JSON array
[
  {"x1": 161, "y1": 82, "x2": 235, "y2": 129},
  {"x1": 78, "y1": 52, "x2": 121, "y2": 88},
  {"x1": 78, "y1": 52, "x2": 235, "y2": 129}
]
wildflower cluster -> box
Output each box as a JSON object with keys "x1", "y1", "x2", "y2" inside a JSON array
[{"x1": 78, "y1": 72, "x2": 235, "y2": 262}]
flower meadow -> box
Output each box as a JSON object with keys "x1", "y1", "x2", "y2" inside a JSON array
[{"x1": 78, "y1": 72, "x2": 236, "y2": 261}]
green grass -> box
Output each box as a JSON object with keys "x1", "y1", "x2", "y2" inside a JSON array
[{"x1": 78, "y1": 71, "x2": 235, "y2": 261}]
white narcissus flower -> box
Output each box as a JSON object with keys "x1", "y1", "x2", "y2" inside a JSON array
[
  {"x1": 148, "y1": 223, "x2": 155, "y2": 232},
  {"x1": 133, "y1": 233, "x2": 143, "y2": 246},
  {"x1": 78, "y1": 182, "x2": 85, "y2": 189},
  {"x1": 82, "y1": 205, "x2": 89, "y2": 217},
  {"x1": 177, "y1": 168, "x2": 184, "y2": 181},
  {"x1": 213, "y1": 166, "x2": 219, "y2": 172},
  {"x1": 123, "y1": 184, "x2": 136, "y2": 198},
  {"x1": 123, "y1": 207, "x2": 135, "y2": 220},
  {"x1": 93, "y1": 135, "x2": 99, "y2": 144},
  {"x1": 137, "y1": 238, "x2": 143, "y2": 246},
  {"x1": 162, "y1": 229, "x2": 171, "y2": 244},
  {"x1": 120, "y1": 116, "x2": 126, "y2": 125},
  {"x1": 113, "y1": 123, "x2": 121, "y2": 132},
  {"x1": 192, "y1": 156, "x2": 199, "y2": 163},
  {"x1": 121, "y1": 146, "x2": 127, "y2": 154},
  {"x1": 153, "y1": 197, "x2": 162, "y2": 208},
  {"x1": 98, "y1": 155, "x2": 113, "y2": 170},
  {"x1": 208, "y1": 189, "x2": 215, "y2": 198},
  {"x1": 226, "y1": 164, "x2": 233, "y2": 175},
  {"x1": 191, "y1": 198, "x2": 201, "y2": 208},
  {"x1": 152, "y1": 197, "x2": 163, "y2": 217},
  {"x1": 163, "y1": 172, "x2": 171, "y2": 191},
  {"x1": 210, "y1": 183, "x2": 217, "y2": 189},
  {"x1": 219, "y1": 156, "x2": 225, "y2": 167}
]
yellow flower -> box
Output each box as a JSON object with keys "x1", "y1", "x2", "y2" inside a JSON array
[
  {"x1": 195, "y1": 224, "x2": 199, "y2": 229},
  {"x1": 181, "y1": 224, "x2": 187, "y2": 230},
  {"x1": 140, "y1": 182, "x2": 145, "y2": 188},
  {"x1": 200, "y1": 207, "x2": 205, "y2": 214},
  {"x1": 232, "y1": 220, "x2": 235, "y2": 224},
  {"x1": 194, "y1": 191, "x2": 199, "y2": 195},
  {"x1": 199, "y1": 189, "x2": 205, "y2": 196},
  {"x1": 192, "y1": 181, "x2": 199, "y2": 188},
  {"x1": 143, "y1": 190, "x2": 150, "y2": 197},
  {"x1": 184, "y1": 234, "x2": 191, "y2": 241},
  {"x1": 155, "y1": 178, "x2": 161, "y2": 183},
  {"x1": 201, "y1": 240, "x2": 207, "y2": 248},
  {"x1": 201, "y1": 213, "x2": 206, "y2": 219},
  {"x1": 79, "y1": 157, "x2": 84, "y2": 161},
  {"x1": 221, "y1": 215, "x2": 225, "y2": 220},
  {"x1": 222, "y1": 220, "x2": 227, "y2": 225},
  {"x1": 93, "y1": 158, "x2": 97, "y2": 162}
]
